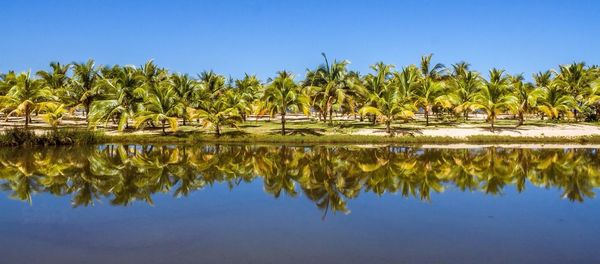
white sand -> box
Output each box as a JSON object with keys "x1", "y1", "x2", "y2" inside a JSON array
[{"x1": 353, "y1": 124, "x2": 600, "y2": 138}]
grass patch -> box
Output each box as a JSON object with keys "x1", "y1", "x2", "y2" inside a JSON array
[
  {"x1": 4, "y1": 127, "x2": 600, "y2": 146},
  {"x1": 0, "y1": 128, "x2": 100, "y2": 146}
]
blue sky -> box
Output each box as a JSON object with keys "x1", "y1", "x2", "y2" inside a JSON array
[{"x1": 1, "y1": 0, "x2": 598, "y2": 80}]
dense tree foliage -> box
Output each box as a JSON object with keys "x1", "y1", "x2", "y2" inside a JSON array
[{"x1": 1, "y1": 55, "x2": 598, "y2": 135}]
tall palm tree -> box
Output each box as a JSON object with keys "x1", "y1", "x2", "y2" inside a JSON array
[
  {"x1": 0, "y1": 72, "x2": 54, "y2": 128},
  {"x1": 69, "y1": 59, "x2": 102, "y2": 123},
  {"x1": 36, "y1": 62, "x2": 71, "y2": 92},
  {"x1": 260, "y1": 71, "x2": 310, "y2": 135},
  {"x1": 362, "y1": 62, "x2": 395, "y2": 124},
  {"x1": 197, "y1": 70, "x2": 226, "y2": 98},
  {"x1": 447, "y1": 63, "x2": 482, "y2": 120},
  {"x1": 416, "y1": 54, "x2": 448, "y2": 125},
  {"x1": 472, "y1": 69, "x2": 516, "y2": 131},
  {"x1": 171, "y1": 73, "x2": 199, "y2": 125},
  {"x1": 419, "y1": 54, "x2": 446, "y2": 81},
  {"x1": 305, "y1": 53, "x2": 361, "y2": 125}
]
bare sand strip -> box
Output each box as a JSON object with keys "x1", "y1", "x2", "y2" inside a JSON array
[
  {"x1": 419, "y1": 144, "x2": 600, "y2": 149},
  {"x1": 353, "y1": 124, "x2": 600, "y2": 138}
]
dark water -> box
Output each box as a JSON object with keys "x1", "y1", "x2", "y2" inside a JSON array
[{"x1": 1, "y1": 144, "x2": 600, "y2": 264}]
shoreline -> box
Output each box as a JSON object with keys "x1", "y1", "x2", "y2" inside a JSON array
[
  {"x1": 100, "y1": 133, "x2": 600, "y2": 145},
  {"x1": 5, "y1": 123, "x2": 600, "y2": 146}
]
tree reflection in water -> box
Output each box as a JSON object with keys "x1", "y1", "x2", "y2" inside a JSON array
[{"x1": 1, "y1": 145, "x2": 599, "y2": 217}]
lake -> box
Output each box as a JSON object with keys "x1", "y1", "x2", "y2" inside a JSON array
[{"x1": 1, "y1": 144, "x2": 600, "y2": 263}]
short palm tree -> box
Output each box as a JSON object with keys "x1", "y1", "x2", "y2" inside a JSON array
[
  {"x1": 553, "y1": 62, "x2": 596, "y2": 120},
  {"x1": 260, "y1": 71, "x2": 310, "y2": 135},
  {"x1": 537, "y1": 84, "x2": 577, "y2": 120},
  {"x1": 511, "y1": 74, "x2": 543, "y2": 126},
  {"x1": 415, "y1": 78, "x2": 446, "y2": 126},
  {"x1": 190, "y1": 90, "x2": 243, "y2": 136},
  {"x1": 359, "y1": 74, "x2": 416, "y2": 134},
  {"x1": 233, "y1": 74, "x2": 261, "y2": 122},
  {"x1": 472, "y1": 69, "x2": 517, "y2": 131},
  {"x1": 134, "y1": 81, "x2": 183, "y2": 135},
  {"x1": 40, "y1": 102, "x2": 67, "y2": 128},
  {"x1": 89, "y1": 65, "x2": 144, "y2": 131},
  {"x1": 1, "y1": 72, "x2": 55, "y2": 128}
]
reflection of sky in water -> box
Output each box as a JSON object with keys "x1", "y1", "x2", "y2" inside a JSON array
[{"x1": 1, "y1": 145, "x2": 600, "y2": 263}]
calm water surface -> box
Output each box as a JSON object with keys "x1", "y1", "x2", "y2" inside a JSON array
[{"x1": 1, "y1": 144, "x2": 600, "y2": 264}]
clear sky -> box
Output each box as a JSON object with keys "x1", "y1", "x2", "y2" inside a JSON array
[{"x1": 1, "y1": 0, "x2": 598, "y2": 80}]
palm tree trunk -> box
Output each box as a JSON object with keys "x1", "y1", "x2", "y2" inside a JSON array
[
  {"x1": 161, "y1": 120, "x2": 166, "y2": 135},
  {"x1": 327, "y1": 97, "x2": 334, "y2": 125},
  {"x1": 464, "y1": 110, "x2": 468, "y2": 121},
  {"x1": 85, "y1": 103, "x2": 90, "y2": 124},
  {"x1": 281, "y1": 112, "x2": 286, "y2": 135},
  {"x1": 517, "y1": 112, "x2": 524, "y2": 127},
  {"x1": 386, "y1": 120, "x2": 391, "y2": 135},
  {"x1": 491, "y1": 117, "x2": 495, "y2": 132},
  {"x1": 215, "y1": 124, "x2": 221, "y2": 136},
  {"x1": 25, "y1": 107, "x2": 30, "y2": 129},
  {"x1": 425, "y1": 109, "x2": 429, "y2": 126}
]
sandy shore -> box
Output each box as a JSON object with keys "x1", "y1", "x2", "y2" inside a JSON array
[{"x1": 353, "y1": 123, "x2": 600, "y2": 138}]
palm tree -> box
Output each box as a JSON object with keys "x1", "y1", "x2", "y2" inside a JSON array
[
  {"x1": 134, "y1": 81, "x2": 183, "y2": 135},
  {"x1": 260, "y1": 71, "x2": 310, "y2": 135},
  {"x1": 447, "y1": 63, "x2": 482, "y2": 120},
  {"x1": 419, "y1": 54, "x2": 446, "y2": 80},
  {"x1": 553, "y1": 63, "x2": 596, "y2": 120},
  {"x1": 359, "y1": 68, "x2": 416, "y2": 134},
  {"x1": 40, "y1": 102, "x2": 67, "y2": 128},
  {"x1": 362, "y1": 62, "x2": 395, "y2": 124},
  {"x1": 510, "y1": 74, "x2": 543, "y2": 126},
  {"x1": 89, "y1": 65, "x2": 144, "y2": 130},
  {"x1": 415, "y1": 54, "x2": 448, "y2": 125},
  {"x1": 537, "y1": 84, "x2": 577, "y2": 120},
  {"x1": 0, "y1": 72, "x2": 54, "y2": 128},
  {"x1": 197, "y1": 70, "x2": 226, "y2": 98},
  {"x1": 0, "y1": 71, "x2": 18, "y2": 95},
  {"x1": 234, "y1": 74, "x2": 262, "y2": 122},
  {"x1": 171, "y1": 73, "x2": 199, "y2": 125},
  {"x1": 305, "y1": 53, "x2": 361, "y2": 125},
  {"x1": 70, "y1": 59, "x2": 101, "y2": 122},
  {"x1": 36, "y1": 62, "x2": 71, "y2": 92},
  {"x1": 191, "y1": 90, "x2": 243, "y2": 136},
  {"x1": 415, "y1": 78, "x2": 446, "y2": 126},
  {"x1": 472, "y1": 69, "x2": 516, "y2": 131}
]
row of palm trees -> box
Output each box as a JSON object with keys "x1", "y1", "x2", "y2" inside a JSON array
[
  {"x1": 1, "y1": 54, "x2": 598, "y2": 135},
  {"x1": 1, "y1": 145, "x2": 598, "y2": 216}
]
